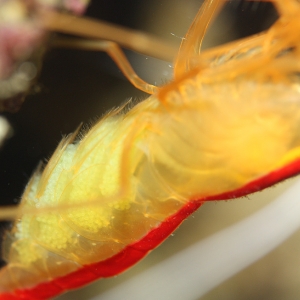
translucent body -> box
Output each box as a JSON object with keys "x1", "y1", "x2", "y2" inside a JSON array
[
  {"x1": 2, "y1": 78, "x2": 300, "y2": 292},
  {"x1": 1, "y1": 0, "x2": 300, "y2": 297}
]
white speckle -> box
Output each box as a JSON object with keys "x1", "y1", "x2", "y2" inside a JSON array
[{"x1": 170, "y1": 32, "x2": 185, "y2": 40}]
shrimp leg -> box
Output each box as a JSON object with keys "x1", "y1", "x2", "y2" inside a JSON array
[
  {"x1": 271, "y1": 0, "x2": 299, "y2": 16},
  {"x1": 174, "y1": 0, "x2": 226, "y2": 78},
  {"x1": 42, "y1": 10, "x2": 177, "y2": 62},
  {"x1": 51, "y1": 38, "x2": 158, "y2": 94}
]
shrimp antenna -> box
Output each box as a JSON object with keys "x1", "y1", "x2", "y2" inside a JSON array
[{"x1": 174, "y1": 0, "x2": 226, "y2": 78}]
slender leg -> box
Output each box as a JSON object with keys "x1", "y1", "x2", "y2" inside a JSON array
[
  {"x1": 174, "y1": 0, "x2": 226, "y2": 79},
  {"x1": 42, "y1": 10, "x2": 177, "y2": 62},
  {"x1": 52, "y1": 38, "x2": 158, "y2": 94},
  {"x1": 270, "y1": 0, "x2": 299, "y2": 16}
]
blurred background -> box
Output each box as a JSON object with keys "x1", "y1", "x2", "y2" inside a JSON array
[{"x1": 2, "y1": 0, "x2": 300, "y2": 299}]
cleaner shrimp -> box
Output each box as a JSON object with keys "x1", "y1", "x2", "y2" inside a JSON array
[{"x1": 2, "y1": 0, "x2": 300, "y2": 299}]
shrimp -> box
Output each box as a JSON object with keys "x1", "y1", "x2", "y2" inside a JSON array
[{"x1": 1, "y1": 0, "x2": 300, "y2": 299}]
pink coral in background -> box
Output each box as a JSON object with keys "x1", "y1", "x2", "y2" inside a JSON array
[{"x1": 0, "y1": 0, "x2": 90, "y2": 112}]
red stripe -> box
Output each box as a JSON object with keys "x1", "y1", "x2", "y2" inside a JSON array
[
  {"x1": 1, "y1": 159, "x2": 300, "y2": 299},
  {"x1": 202, "y1": 159, "x2": 300, "y2": 201},
  {"x1": 0, "y1": 201, "x2": 203, "y2": 300}
]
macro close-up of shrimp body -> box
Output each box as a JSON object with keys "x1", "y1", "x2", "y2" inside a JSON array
[{"x1": 1, "y1": 0, "x2": 300, "y2": 299}]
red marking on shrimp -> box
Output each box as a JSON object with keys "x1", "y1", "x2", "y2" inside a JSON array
[
  {"x1": 203, "y1": 159, "x2": 300, "y2": 201},
  {"x1": 0, "y1": 201, "x2": 203, "y2": 300},
  {"x1": 2, "y1": 158, "x2": 300, "y2": 300}
]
